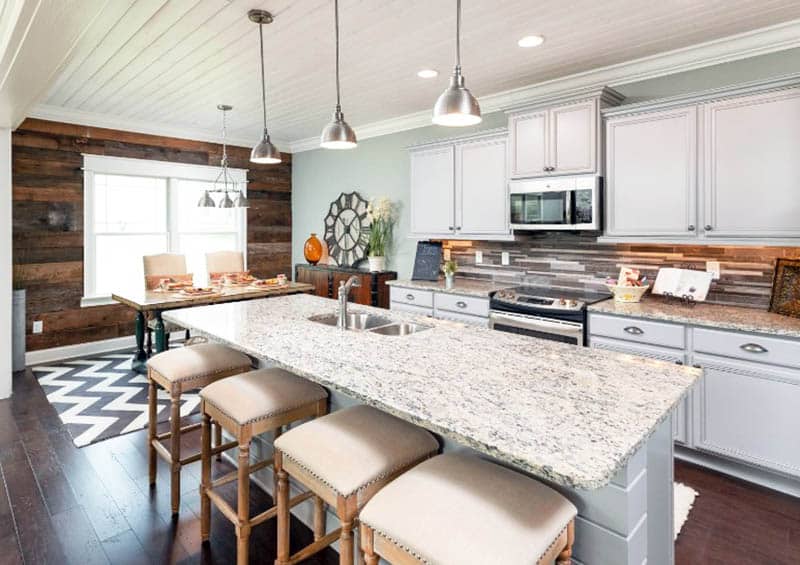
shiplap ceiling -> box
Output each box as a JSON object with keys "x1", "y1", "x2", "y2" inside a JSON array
[{"x1": 30, "y1": 0, "x2": 800, "y2": 148}]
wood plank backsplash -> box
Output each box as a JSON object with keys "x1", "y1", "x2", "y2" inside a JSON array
[
  {"x1": 445, "y1": 233, "x2": 800, "y2": 309},
  {"x1": 12, "y1": 119, "x2": 292, "y2": 351}
]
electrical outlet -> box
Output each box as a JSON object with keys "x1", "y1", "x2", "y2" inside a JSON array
[
  {"x1": 33, "y1": 320, "x2": 43, "y2": 334},
  {"x1": 475, "y1": 251, "x2": 483, "y2": 264},
  {"x1": 443, "y1": 248, "x2": 451, "y2": 261},
  {"x1": 501, "y1": 252, "x2": 510, "y2": 266},
  {"x1": 706, "y1": 260, "x2": 721, "y2": 280}
]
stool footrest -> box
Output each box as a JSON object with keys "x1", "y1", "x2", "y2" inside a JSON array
[
  {"x1": 205, "y1": 486, "x2": 314, "y2": 528},
  {"x1": 251, "y1": 491, "x2": 314, "y2": 527},
  {"x1": 285, "y1": 527, "x2": 342, "y2": 565},
  {"x1": 211, "y1": 457, "x2": 274, "y2": 489}
]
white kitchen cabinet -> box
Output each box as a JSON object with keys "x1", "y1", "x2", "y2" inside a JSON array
[
  {"x1": 509, "y1": 109, "x2": 548, "y2": 178},
  {"x1": 409, "y1": 145, "x2": 455, "y2": 237},
  {"x1": 703, "y1": 87, "x2": 800, "y2": 238},
  {"x1": 390, "y1": 286, "x2": 489, "y2": 327},
  {"x1": 605, "y1": 106, "x2": 698, "y2": 237},
  {"x1": 408, "y1": 130, "x2": 512, "y2": 241},
  {"x1": 550, "y1": 100, "x2": 597, "y2": 175}
]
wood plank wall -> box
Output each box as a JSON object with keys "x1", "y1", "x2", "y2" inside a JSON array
[{"x1": 12, "y1": 119, "x2": 292, "y2": 351}]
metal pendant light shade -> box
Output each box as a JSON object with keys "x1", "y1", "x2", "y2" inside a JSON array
[
  {"x1": 320, "y1": 0, "x2": 356, "y2": 149},
  {"x1": 433, "y1": 0, "x2": 481, "y2": 127},
  {"x1": 233, "y1": 192, "x2": 250, "y2": 208},
  {"x1": 219, "y1": 192, "x2": 235, "y2": 209},
  {"x1": 249, "y1": 9, "x2": 281, "y2": 164},
  {"x1": 198, "y1": 190, "x2": 215, "y2": 208}
]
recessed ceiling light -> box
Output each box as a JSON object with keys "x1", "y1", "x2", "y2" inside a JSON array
[
  {"x1": 518, "y1": 35, "x2": 545, "y2": 48},
  {"x1": 417, "y1": 69, "x2": 439, "y2": 79}
]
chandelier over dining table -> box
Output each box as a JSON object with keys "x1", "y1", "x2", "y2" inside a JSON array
[{"x1": 198, "y1": 104, "x2": 249, "y2": 209}]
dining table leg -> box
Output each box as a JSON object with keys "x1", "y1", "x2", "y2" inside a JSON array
[
  {"x1": 154, "y1": 310, "x2": 167, "y2": 353},
  {"x1": 132, "y1": 311, "x2": 148, "y2": 374}
]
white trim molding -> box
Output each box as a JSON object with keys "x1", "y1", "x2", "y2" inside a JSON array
[
  {"x1": 289, "y1": 18, "x2": 800, "y2": 153},
  {"x1": 25, "y1": 335, "x2": 137, "y2": 366}
]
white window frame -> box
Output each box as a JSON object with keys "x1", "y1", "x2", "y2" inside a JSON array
[{"x1": 81, "y1": 154, "x2": 248, "y2": 307}]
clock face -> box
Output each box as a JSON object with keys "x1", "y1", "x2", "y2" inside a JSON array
[{"x1": 323, "y1": 191, "x2": 370, "y2": 267}]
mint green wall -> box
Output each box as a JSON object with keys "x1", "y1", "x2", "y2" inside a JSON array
[{"x1": 292, "y1": 48, "x2": 800, "y2": 279}]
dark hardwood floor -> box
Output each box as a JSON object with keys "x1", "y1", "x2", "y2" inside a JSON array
[{"x1": 2, "y1": 367, "x2": 799, "y2": 564}]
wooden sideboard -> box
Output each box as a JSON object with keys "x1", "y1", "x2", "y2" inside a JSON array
[{"x1": 295, "y1": 264, "x2": 396, "y2": 309}]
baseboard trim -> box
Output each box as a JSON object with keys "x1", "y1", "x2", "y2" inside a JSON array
[{"x1": 25, "y1": 335, "x2": 136, "y2": 365}]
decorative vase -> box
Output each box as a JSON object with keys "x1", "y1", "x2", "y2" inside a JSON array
[
  {"x1": 304, "y1": 233, "x2": 323, "y2": 265},
  {"x1": 368, "y1": 256, "x2": 386, "y2": 272},
  {"x1": 445, "y1": 273, "x2": 454, "y2": 289}
]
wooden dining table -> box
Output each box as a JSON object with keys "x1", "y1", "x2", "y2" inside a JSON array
[{"x1": 112, "y1": 281, "x2": 314, "y2": 373}]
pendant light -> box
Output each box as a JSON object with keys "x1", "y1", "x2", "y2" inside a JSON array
[
  {"x1": 320, "y1": 0, "x2": 357, "y2": 149},
  {"x1": 249, "y1": 9, "x2": 281, "y2": 164},
  {"x1": 197, "y1": 190, "x2": 215, "y2": 208},
  {"x1": 197, "y1": 105, "x2": 249, "y2": 209},
  {"x1": 432, "y1": 0, "x2": 481, "y2": 126}
]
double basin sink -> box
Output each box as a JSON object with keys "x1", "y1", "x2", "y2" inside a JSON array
[{"x1": 308, "y1": 312, "x2": 431, "y2": 336}]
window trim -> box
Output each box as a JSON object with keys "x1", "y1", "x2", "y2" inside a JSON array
[{"x1": 81, "y1": 154, "x2": 248, "y2": 307}]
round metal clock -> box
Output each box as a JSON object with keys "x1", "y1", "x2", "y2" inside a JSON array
[{"x1": 323, "y1": 191, "x2": 370, "y2": 267}]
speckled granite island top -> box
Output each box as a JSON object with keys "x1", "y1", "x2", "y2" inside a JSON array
[
  {"x1": 589, "y1": 297, "x2": 800, "y2": 339},
  {"x1": 165, "y1": 294, "x2": 698, "y2": 490},
  {"x1": 386, "y1": 278, "x2": 513, "y2": 297}
]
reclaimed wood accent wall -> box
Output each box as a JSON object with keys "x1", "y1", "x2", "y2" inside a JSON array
[{"x1": 12, "y1": 118, "x2": 292, "y2": 351}]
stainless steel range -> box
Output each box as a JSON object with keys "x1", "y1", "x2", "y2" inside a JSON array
[{"x1": 489, "y1": 285, "x2": 611, "y2": 346}]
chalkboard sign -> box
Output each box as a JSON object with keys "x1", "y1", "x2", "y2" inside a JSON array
[{"x1": 411, "y1": 241, "x2": 442, "y2": 281}]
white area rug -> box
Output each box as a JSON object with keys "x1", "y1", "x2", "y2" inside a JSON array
[{"x1": 674, "y1": 481, "x2": 698, "y2": 539}]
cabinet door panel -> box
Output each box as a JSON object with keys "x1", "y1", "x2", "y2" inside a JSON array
[
  {"x1": 550, "y1": 100, "x2": 596, "y2": 174},
  {"x1": 295, "y1": 267, "x2": 330, "y2": 298},
  {"x1": 703, "y1": 88, "x2": 800, "y2": 238},
  {"x1": 693, "y1": 354, "x2": 800, "y2": 477},
  {"x1": 509, "y1": 111, "x2": 548, "y2": 178},
  {"x1": 606, "y1": 107, "x2": 697, "y2": 237},
  {"x1": 456, "y1": 136, "x2": 508, "y2": 235},
  {"x1": 410, "y1": 146, "x2": 454, "y2": 236}
]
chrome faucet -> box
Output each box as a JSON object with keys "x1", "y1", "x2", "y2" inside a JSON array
[{"x1": 337, "y1": 276, "x2": 361, "y2": 329}]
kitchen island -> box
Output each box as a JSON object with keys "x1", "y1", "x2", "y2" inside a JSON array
[{"x1": 165, "y1": 293, "x2": 699, "y2": 565}]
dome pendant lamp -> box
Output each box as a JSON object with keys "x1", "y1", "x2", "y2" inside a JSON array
[
  {"x1": 320, "y1": 0, "x2": 357, "y2": 149},
  {"x1": 433, "y1": 0, "x2": 481, "y2": 126},
  {"x1": 249, "y1": 9, "x2": 281, "y2": 164}
]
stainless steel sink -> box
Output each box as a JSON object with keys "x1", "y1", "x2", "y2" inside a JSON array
[
  {"x1": 368, "y1": 322, "x2": 430, "y2": 336},
  {"x1": 308, "y1": 312, "x2": 394, "y2": 331}
]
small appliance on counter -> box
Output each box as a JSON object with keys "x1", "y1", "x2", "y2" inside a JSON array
[{"x1": 489, "y1": 285, "x2": 611, "y2": 346}]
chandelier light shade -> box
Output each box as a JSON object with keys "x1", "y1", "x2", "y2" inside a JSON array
[
  {"x1": 198, "y1": 190, "x2": 215, "y2": 208},
  {"x1": 320, "y1": 0, "x2": 357, "y2": 149},
  {"x1": 198, "y1": 105, "x2": 249, "y2": 208},
  {"x1": 249, "y1": 9, "x2": 282, "y2": 164},
  {"x1": 234, "y1": 192, "x2": 250, "y2": 208},
  {"x1": 433, "y1": 0, "x2": 481, "y2": 126},
  {"x1": 219, "y1": 192, "x2": 235, "y2": 209}
]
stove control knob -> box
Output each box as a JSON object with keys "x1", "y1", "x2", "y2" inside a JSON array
[
  {"x1": 559, "y1": 298, "x2": 567, "y2": 306},
  {"x1": 568, "y1": 300, "x2": 578, "y2": 308}
]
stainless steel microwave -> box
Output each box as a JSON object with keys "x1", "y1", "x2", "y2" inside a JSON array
[{"x1": 509, "y1": 175, "x2": 601, "y2": 231}]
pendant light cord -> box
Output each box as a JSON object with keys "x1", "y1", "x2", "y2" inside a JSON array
[
  {"x1": 334, "y1": 0, "x2": 341, "y2": 111},
  {"x1": 455, "y1": 0, "x2": 462, "y2": 72},
  {"x1": 221, "y1": 108, "x2": 230, "y2": 193},
  {"x1": 258, "y1": 23, "x2": 268, "y2": 135}
]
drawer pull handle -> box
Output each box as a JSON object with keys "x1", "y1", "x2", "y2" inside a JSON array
[
  {"x1": 406, "y1": 294, "x2": 415, "y2": 301},
  {"x1": 675, "y1": 360, "x2": 684, "y2": 365},
  {"x1": 692, "y1": 364, "x2": 702, "y2": 369},
  {"x1": 623, "y1": 326, "x2": 644, "y2": 335},
  {"x1": 740, "y1": 343, "x2": 768, "y2": 354},
  {"x1": 456, "y1": 301, "x2": 467, "y2": 309}
]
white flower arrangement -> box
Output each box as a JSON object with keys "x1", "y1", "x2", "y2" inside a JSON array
[{"x1": 366, "y1": 197, "x2": 395, "y2": 257}]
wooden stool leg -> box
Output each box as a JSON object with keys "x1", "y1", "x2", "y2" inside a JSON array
[
  {"x1": 275, "y1": 452, "x2": 290, "y2": 565},
  {"x1": 214, "y1": 421, "x2": 223, "y2": 461},
  {"x1": 200, "y1": 411, "x2": 212, "y2": 543},
  {"x1": 169, "y1": 389, "x2": 181, "y2": 515},
  {"x1": 313, "y1": 496, "x2": 326, "y2": 541},
  {"x1": 237, "y1": 440, "x2": 251, "y2": 565},
  {"x1": 360, "y1": 524, "x2": 378, "y2": 565},
  {"x1": 339, "y1": 518, "x2": 354, "y2": 565},
  {"x1": 147, "y1": 377, "x2": 158, "y2": 486},
  {"x1": 556, "y1": 520, "x2": 575, "y2": 565},
  {"x1": 272, "y1": 427, "x2": 282, "y2": 502}
]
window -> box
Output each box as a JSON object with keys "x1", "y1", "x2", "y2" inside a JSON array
[{"x1": 82, "y1": 155, "x2": 247, "y2": 306}]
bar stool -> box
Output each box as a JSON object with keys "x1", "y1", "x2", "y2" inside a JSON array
[
  {"x1": 273, "y1": 405, "x2": 439, "y2": 565},
  {"x1": 359, "y1": 453, "x2": 577, "y2": 565},
  {"x1": 147, "y1": 342, "x2": 252, "y2": 514},
  {"x1": 199, "y1": 368, "x2": 328, "y2": 565}
]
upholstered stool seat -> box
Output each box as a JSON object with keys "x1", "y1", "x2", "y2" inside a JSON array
[
  {"x1": 146, "y1": 343, "x2": 252, "y2": 515},
  {"x1": 360, "y1": 453, "x2": 578, "y2": 565},
  {"x1": 274, "y1": 404, "x2": 439, "y2": 565},
  {"x1": 199, "y1": 368, "x2": 328, "y2": 565}
]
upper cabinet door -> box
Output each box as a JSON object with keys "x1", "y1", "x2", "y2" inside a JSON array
[
  {"x1": 605, "y1": 106, "x2": 698, "y2": 237},
  {"x1": 549, "y1": 100, "x2": 597, "y2": 174},
  {"x1": 409, "y1": 145, "x2": 455, "y2": 236},
  {"x1": 455, "y1": 135, "x2": 509, "y2": 235},
  {"x1": 703, "y1": 88, "x2": 800, "y2": 238},
  {"x1": 509, "y1": 110, "x2": 548, "y2": 178}
]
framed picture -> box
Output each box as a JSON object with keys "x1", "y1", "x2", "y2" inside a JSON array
[{"x1": 768, "y1": 258, "x2": 800, "y2": 317}]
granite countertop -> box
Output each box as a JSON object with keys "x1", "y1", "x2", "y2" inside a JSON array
[
  {"x1": 589, "y1": 297, "x2": 800, "y2": 339},
  {"x1": 165, "y1": 294, "x2": 698, "y2": 490},
  {"x1": 386, "y1": 278, "x2": 514, "y2": 297}
]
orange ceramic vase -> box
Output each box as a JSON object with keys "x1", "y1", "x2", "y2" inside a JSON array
[{"x1": 304, "y1": 233, "x2": 323, "y2": 265}]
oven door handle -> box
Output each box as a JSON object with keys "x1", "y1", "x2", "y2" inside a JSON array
[{"x1": 489, "y1": 311, "x2": 583, "y2": 340}]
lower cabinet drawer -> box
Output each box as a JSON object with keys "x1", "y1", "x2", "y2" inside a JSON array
[
  {"x1": 693, "y1": 327, "x2": 800, "y2": 370},
  {"x1": 390, "y1": 301, "x2": 433, "y2": 317},
  {"x1": 390, "y1": 287, "x2": 433, "y2": 308},
  {"x1": 433, "y1": 309, "x2": 488, "y2": 327},
  {"x1": 434, "y1": 293, "x2": 489, "y2": 317},
  {"x1": 589, "y1": 313, "x2": 685, "y2": 349}
]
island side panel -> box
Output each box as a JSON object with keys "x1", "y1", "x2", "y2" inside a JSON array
[{"x1": 647, "y1": 417, "x2": 675, "y2": 565}]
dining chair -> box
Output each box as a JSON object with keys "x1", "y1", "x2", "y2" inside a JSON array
[
  {"x1": 142, "y1": 253, "x2": 191, "y2": 352},
  {"x1": 206, "y1": 250, "x2": 245, "y2": 281}
]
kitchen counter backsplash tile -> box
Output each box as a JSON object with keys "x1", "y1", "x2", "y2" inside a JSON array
[{"x1": 445, "y1": 233, "x2": 800, "y2": 309}]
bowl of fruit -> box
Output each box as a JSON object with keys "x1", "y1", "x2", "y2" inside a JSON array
[{"x1": 605, "y1": 267, "x2": 649, "y2": 303}]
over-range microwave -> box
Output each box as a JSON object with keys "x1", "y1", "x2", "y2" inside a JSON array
[{"x1": 509, "y1": 175, "x2": 601, "y2": 231}]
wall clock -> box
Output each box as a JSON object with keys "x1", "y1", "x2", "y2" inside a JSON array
[{"x1": 323, "y1": 191, "x2": 370, "y2": 267}]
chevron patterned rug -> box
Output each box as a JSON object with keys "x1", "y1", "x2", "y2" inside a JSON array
[{"x1": 32, "y1": 350, "x2": 200, "y2": 448}]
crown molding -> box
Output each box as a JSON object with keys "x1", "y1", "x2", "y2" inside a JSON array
[
  {"x1": 289, "y1": 18, "x2": 800, "y2": 153},
  {"x1": 25, "y1": 103, "x2": 292, "y2": 152}
]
